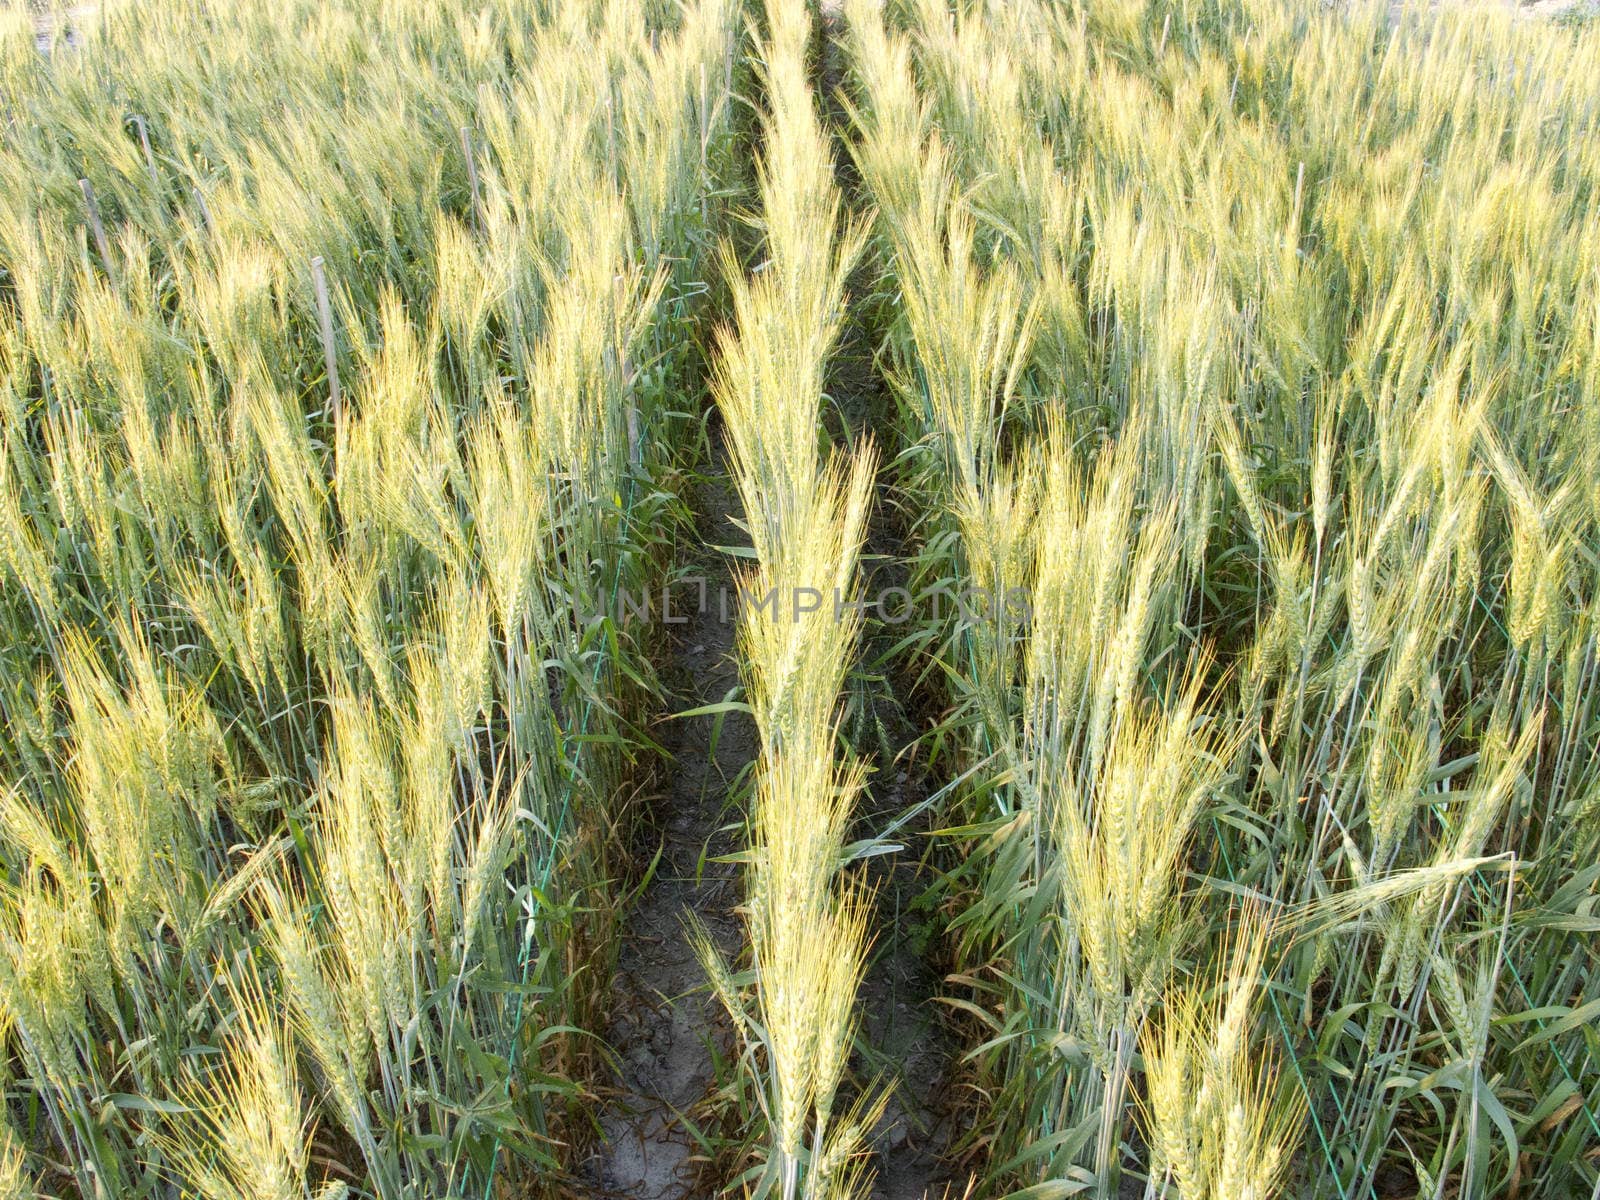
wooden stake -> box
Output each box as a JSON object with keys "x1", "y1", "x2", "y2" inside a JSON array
[
  {"x1": 131, "y1": 115, "x2": 159, "y2": 192},
  {"x1": 311, "y1": 256, "x2": 342, "y2": 442},
  {"x1": 1286, "y1": 161, "x2": 1306, "y2": 257},
  {"x1": 192, "y1": 185, "x2": 216, "y2": 237},
  {"x1": 460, "y1": 126, "x2": 481, "y2": 232},
  {"x1": 605, "y1": 87, "x2": 617, "y2": 181},
  {"x1": 78, "y1": 179, "x2": 114, "y2": 282},
  {"x1": 699, "y1": 63, "x2": 708, "y2": 227}
]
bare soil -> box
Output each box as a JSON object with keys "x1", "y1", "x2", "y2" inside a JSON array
[{"x1": 580, "y1": 463, "x2": 750, "y2": 1199}]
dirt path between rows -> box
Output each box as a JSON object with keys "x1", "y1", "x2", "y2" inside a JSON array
[
  {"x1": 813, "y1": 3, "x2": 962, "y2": 1194},
  {"x1": 837, "y1": 414, "x2": 962, "y2": 1200},
  {"x1": 584, "y1": 4, "x2": 962, "y2": 1194},
  {"x1": 579, "y1": 449, "x2": 960, "y2": 1199},
  {"x1": 580, "y1": 460, "x2": 750, "y2": 1199}
]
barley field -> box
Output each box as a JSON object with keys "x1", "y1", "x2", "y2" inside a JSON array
[{"x1": 2, "y1": 1, "x2": 1598, "y2": 1199}]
